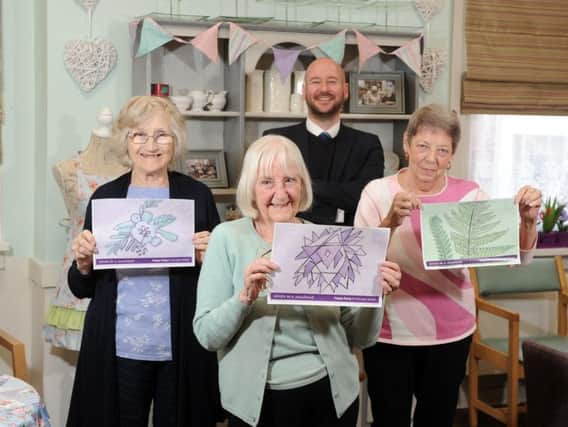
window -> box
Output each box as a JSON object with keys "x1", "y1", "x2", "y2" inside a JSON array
[{"x1": 468, "y1": 115, "x2": 568, "y2": 203}]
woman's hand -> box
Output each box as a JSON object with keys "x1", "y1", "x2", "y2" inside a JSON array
[
  {"x1": 241, "y1": 257, "x2": 279, "y2": 305},
  {"x1": 515, "y1": 185, "x2": 541, "y2": 225},
  {"x1": 193, "y1": 231, "x2": 211, "y2": 265},
  {"x1": 380, "y1": 260, "x2": 402, "y2": 296},
  {"x1": 515, "y1": 185, "x2": 541, "y2": 249},
  {"x1": 381, "y1": 191, "x2": 421, "y2": 229},
  {"x1": 72, "y1": 230, "x2": 97, "y2": 275}
]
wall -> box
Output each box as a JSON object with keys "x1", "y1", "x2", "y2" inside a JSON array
[
  {"x1": 1, "y1": 0, "x2": 453, "y2": 261},
  {"x1": 0, "y1": 1, "x2": 454, "y2": 426}
]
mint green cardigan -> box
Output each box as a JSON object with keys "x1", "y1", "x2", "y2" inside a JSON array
[{"x1": 193, "y1": 217, "x2": 383, "y2": 426}]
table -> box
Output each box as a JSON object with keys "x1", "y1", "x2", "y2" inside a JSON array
[{"x1": 0, "y1": 375, "x2": 51, "y2": 426}]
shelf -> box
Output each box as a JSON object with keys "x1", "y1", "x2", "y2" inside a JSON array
[
  {"x1": 534, "y1": 248, "x2": 568, "y2": 257},
  {"x1": 246, "y1": 112, "x2": 306, "y2": 119},
  {"x1": 245, "y1": 112, "x2": 411, "y2": 120},
  {"x1": 212, "y1": 188, "x2": 237, "y2": 196},
  {"x1": 341, "y1": 113, "x2": 411, "y2": 121},
  {"x1": 182, "y1": 111, "x2": 240, "y2": 118}
]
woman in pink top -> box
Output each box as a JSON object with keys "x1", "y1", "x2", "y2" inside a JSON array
[{"x1": 354, "y1": 104, "x2": 541, "y2": 427}]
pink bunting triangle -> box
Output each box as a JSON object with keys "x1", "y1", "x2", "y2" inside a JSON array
[
  {"x1": 228, "y1": 22, "x2": 257, "y2": 65},
  {"x1": 190, "y1": 22, "x2": 221, "y2": 64},
  {"x1": 129, "y1": 19, "x2": 142, "y2": 57},
  {"x1": 391, "y1": 34, "x2": 423, "y2": 76},
  {"x1": 272, "y1": 46, "x2": 303, "y2": 83},
  {"x1": 353, "y1": 30, "x2": 385, "y2": 72}
]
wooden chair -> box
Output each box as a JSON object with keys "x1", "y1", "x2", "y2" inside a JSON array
[
  {"x1": 0, "y1": 328, "x2": 28, "y2": 382},
  {"x1": 468, "y1": 256, "x2": 568, "y2": 427},
  {"x1": 522, "y1": 339, "x2": 568, "y2": 427}
]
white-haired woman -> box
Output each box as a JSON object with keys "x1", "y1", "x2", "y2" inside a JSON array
[
  {"x1": 67, "y1": 96, "x2": 222, "y2": 427},
  {"x1": 193, "y1": 135, "x2": 401, "y2": 427}
]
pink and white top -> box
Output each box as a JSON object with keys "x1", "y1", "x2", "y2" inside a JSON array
[{"x1": 355, "y1": 172, "x2": 487, "y2": 346}]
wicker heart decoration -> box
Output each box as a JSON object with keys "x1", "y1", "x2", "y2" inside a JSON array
[
  {"x1": 414, "y1": 0, "x2": 444, "y2": 22},
  {"x1": 63, "y1": 38, "x2": 118, "y2": 92}
]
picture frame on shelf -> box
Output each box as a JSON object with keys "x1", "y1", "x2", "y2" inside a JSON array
[
  {"x1": 348, "y1": 72, "x2": 405, "y2": 114},
  {"x1": 185, "y1": 150, "x2": 228, "y2": 188}
]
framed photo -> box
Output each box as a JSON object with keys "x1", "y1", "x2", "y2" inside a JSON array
[
  {"x1": 185, "y1": 150, "x2": 228, "y2": 188},
  {"x1": 348, "y1": 72, "x2": 405, "y2": 114}
]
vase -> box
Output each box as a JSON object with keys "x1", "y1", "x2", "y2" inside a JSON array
[
  {"x1": 246, "y1": 70, "x2": 264, "y2": 112},
  {"x1": 537, "y1": 231, "x2": 568, "y2": 248},
  {"x1": 264, "y1": 70, "x2": 290, "y2": 113},
  {"x1": 293, "y1": 70, "x2": 305, "y2": 95}
]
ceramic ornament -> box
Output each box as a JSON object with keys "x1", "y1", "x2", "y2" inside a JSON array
[
  {"x1": 419, "y1": 48, "x2": 448, "y2": 93},
  {"x1": 414, "y1": 0, "x2": 444, "y2": 22},
  {"x1": 64, "y1": 38, "x2": 118, "y2": 92},
  {"x1": 64, "y1": 0, "x2": 118, "y2": 92}
]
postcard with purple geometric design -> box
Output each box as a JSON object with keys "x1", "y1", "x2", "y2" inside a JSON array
[
  {"x1": 92, "y1": 199, "x2": 195, "y2": 270},
  {"x1": 268, "y1": 223, "x2": 390, "y2": 307}
]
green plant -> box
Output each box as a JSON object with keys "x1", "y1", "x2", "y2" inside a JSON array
[{"x1": 541, "y1": 197, "x2": 566, "y2": 233}]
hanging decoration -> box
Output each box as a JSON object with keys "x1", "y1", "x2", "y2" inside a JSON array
[
  {"x1": 129, "y1": 19, "x2": 142, "y2": 56},
  {"x1": 229, "y1": 23, "x2": 257, "y2": 65},
  {"x1": 419, "y1": 47, "x2": 447, "y2": 93},
  {"x1": 64, "y1": 0, "x2": 117, "y2": 92},
  {"x1": 391, "y1": 34, "x2": 423, "y2": 76},
  {"x1": 354, "y1": 29, "x2": 386, "y2": 72},
  {"x1": 414, "y1": 0, "x2": 444, "y2": 23},
  {"x1": 190, "y1": 23, "x2": 221, "y2": 64},
  {"x1": 63, "y1": 1, "x2": 116, "y2": 93},
  {"x1": 137, "y1": 18, "x2": 177, "y2": 57},
  {"x1": 130, "y1": 19, "x2": 424, "y2": 83},
  {"x1": 317, "y1": 30, "x2": 346, "y2": 65},
  {"x1": 272, "y1": 46, "x2": 304, "y2": 83}
]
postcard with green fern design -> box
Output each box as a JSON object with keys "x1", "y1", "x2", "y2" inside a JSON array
[{"x1": 420, "y1": 198, "x2": 520, "y2": 269}]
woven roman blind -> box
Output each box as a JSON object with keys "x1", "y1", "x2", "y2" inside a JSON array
[{"x1": 462, "y1": 0, "x2": 568, "y2": 115}]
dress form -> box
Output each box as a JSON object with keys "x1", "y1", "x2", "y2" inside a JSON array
[{"x1": 45, "y1": 108, "x2": 130, "y2": 350}]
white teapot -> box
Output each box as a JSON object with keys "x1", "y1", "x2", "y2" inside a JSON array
[
  {"x1": 190, "y1": 90, "x2": 208, "y2": 112},
  {"x1": 208, "y1": 90, "x2": 228, "y2": 112}
]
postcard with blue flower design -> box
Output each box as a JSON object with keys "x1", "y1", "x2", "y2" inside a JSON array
[
  {"x1": 92, "y1": 199, "x2": 195, "y2": 269},
  {"x1": 268, "y1": 223, "x2": 390, "y2": 307},
  {"x1": 420, "y1": 198, "x2": 520, "y2": 270}
]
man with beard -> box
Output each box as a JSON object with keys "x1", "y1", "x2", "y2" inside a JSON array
[{"x1": 263, "y1": 58, "x2": 384, "y2": 225}]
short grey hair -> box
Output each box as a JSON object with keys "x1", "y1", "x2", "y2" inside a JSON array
[
  {"x1": 405, "y1": 104, "x2": 461, "y2": 153},
  {"x1": 237, "y1": 135, "x2": 313, "y2": 219},
  {"x1": 113, "y1": 95, "x2": 186, "y2": 168}
]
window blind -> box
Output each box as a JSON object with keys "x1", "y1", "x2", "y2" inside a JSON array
[{"x1": 462, "y1": 0, "x2": 568, "y2": 115}]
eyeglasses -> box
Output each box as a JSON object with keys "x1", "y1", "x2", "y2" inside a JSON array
[{"x1": 128, "y1": 130, "x2": 174, "y2": 145}]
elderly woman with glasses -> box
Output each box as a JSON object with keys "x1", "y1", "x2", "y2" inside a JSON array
[
  {"x1": 193, "y1": 134, "x2": 401, "y2": 427},
  {"x1": 354, "y1": 104, "x2": 541, "y2": 427},
  {"x1": 66, "y1": 96, "x2": 222, "y2": 427}
]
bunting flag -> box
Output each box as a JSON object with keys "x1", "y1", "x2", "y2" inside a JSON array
[
  {"x1": 136, "y1": 18, "x2": 175, "y2": 57},
  {"x1": 190, "y1": 22, "x2": 221, "y2": 64},
  {"x1": 129, "y1": 19, "x2": 142, "y2": 57},
  {"x1": 317, "y1": 30, "x2": 346, "y2": 64},
  {"x1": 228, "y1": 23, "x2": 257, "y2": 65},
  {"x1": 272, "y1": 46, "x2": 304, "y2": 83},
  {"x1": 131, "y1": 19, "x2": 426, "y2": 84},
  {"x1": 354, "y1": 29, "x2": 385, "y2": 71},
  {"x1": 391, "y1": 34, "x2": 423, "y2": 76}
]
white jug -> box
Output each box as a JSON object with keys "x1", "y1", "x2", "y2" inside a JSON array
[
  {"x1": 190, "y1": 90, "x2": 208, "y2": 112},
  {"x1": 209, "y1": 90, "x2": 228, "y2": 112}
]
